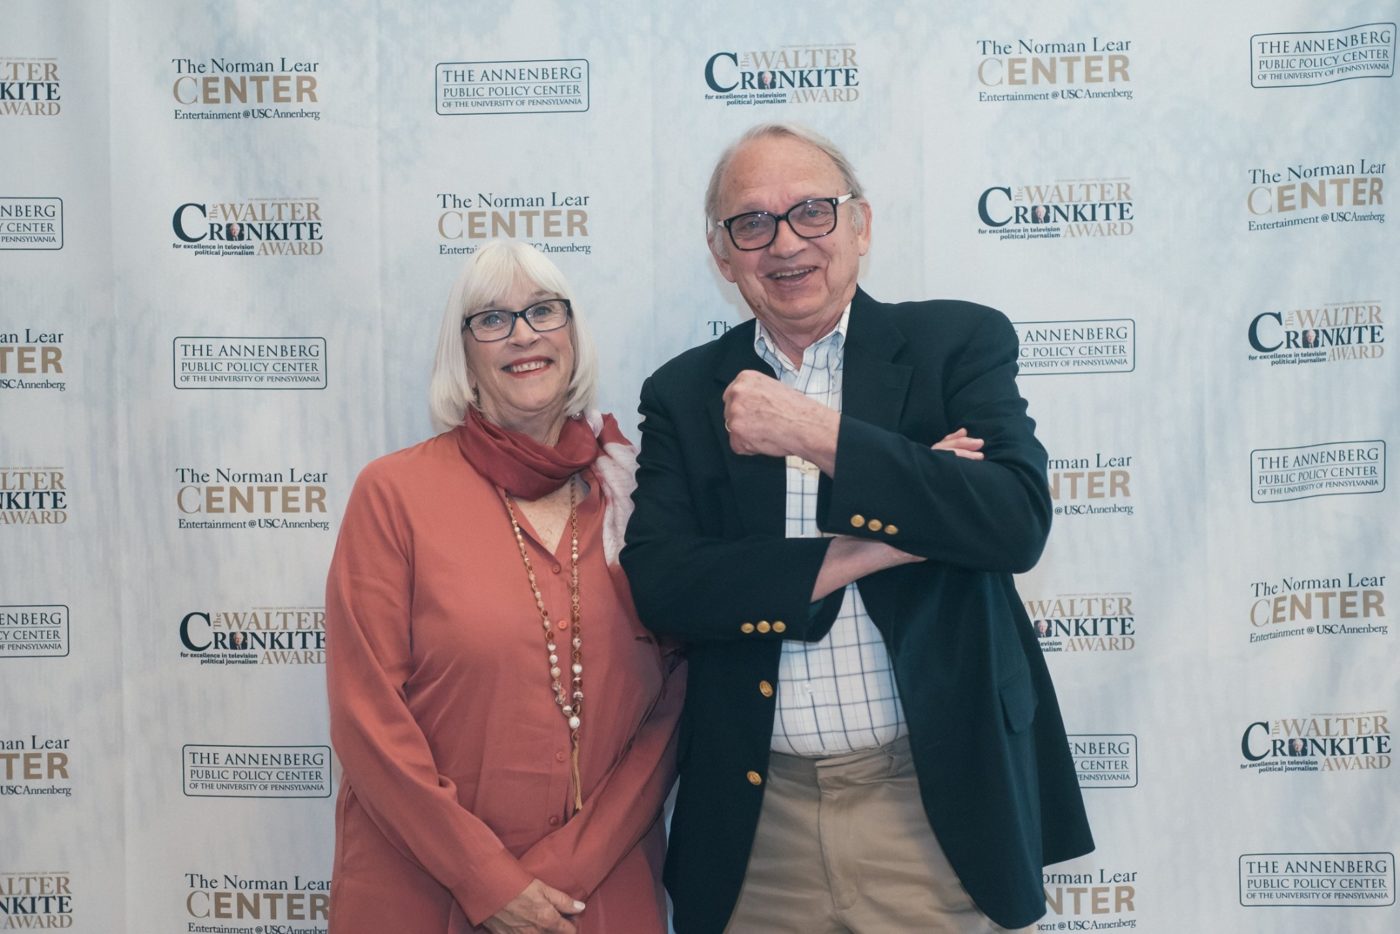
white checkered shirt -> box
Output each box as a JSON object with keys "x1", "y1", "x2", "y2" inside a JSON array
[{"x1": 754, "y1": 308, "x2": 908, "y2": 757}]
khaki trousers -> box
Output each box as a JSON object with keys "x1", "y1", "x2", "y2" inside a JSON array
[{"x1": 725, "y1": 738, "x2": 1036, "y2": 934}]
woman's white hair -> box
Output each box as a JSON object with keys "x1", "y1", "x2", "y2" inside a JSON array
[{"x1": 428, "y1": 240, "x2": 599, "y2": 433}]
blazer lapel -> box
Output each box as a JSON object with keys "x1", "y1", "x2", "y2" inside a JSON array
[
  {"x1": 709, "y1": 325, "x2": 786, "y2": 537},
  {"x1": 841, "y1": 288, "x2": 911, "y2": 432}
]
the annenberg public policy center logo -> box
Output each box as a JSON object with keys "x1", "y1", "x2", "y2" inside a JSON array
[
  {"x1": 0, "y1": 197, "x2": 62, "y2": 250},
  {"x1": 974, "y1": 33, "x2": 1133, "y2": 102},
  {"x1": 0, "y1": 605, "x2": 69, "y2": 659},
  {"x1": 1, "y1": 325, "x2": 66, "y2": 393},
  {"x1": 436, "y1": 188, "x2": 593, "y2": 258},
  {"x1": 1246, "y1": 158, "x2": 1387, "y2": 232},
  {"x1": 170, "y1": 54, "x2": 322, "y2": 122},
  {"x1": 1067, "y1": 734, "x2": 1138, "y2": 788},
  {"x1": 1043, "y1": 863, "x2": 1139, "y2": 927},
  {"x1": 171, "y1": 199, "x2": 324, "y2": 257},
  {"x1": 1240, "y1": 710, "x2": 1391, "y2": 773},
  {"x1": 436, "y1": 59, "x2": 589, "y2": 115},
  {"x1": 977, "y1": 178, "x2": 1134, "y2": 241},
  {"x1": 182, "y1": 745, "x2": 331, "y2": 798},
  {"x1": 1025, "y1": 591, "x2": 1137, "y2": 653},
  {"x1": 173, "y1": 337, "x2": 327, "y2": 390},
  {"x1": 1251, "y1": 22, "x2": 1395, "y2": 88},
  {"x1": 1251, "y1": 440, "x2": 1386, "y2": 503},
  {"x1": 0, "y1": 467, "x2": 67, "y2": 526},
  {"x1": 1, "y1": 732, "x2": 73, "y2": 799},
  {"x1": 1247, "y1": 299, "x2": 1385, "y2": 367},
  {"x1": 0, "y1": 57, "x2": 61, "y2": 116},
  {"x1": 184, "y1": 871, "x2": 329, "y2": 926},
  {"x1": 0, "y1": 872, "x2": 73, "y2": 927},
  {"x1": 1240, "y1": 852, "x2": 1395, "y2": 907},
  {"x1": 1248, "y1": 571, "x2": 1388, "y2": 647},
  {"x1": 179, "y1": 605, "x2": 325, "y2": 666},
  {"x1": 175, "y1": 465, "x2": 330, "y2": 531},
  {"x1": 1048, "y1": 453, "x2": 1134, "y2": 518},
  {"x1": 1015, "y1": 319, "x2": 1135, "y2": 375},
  {"x1": 703, "y1": 44, "x2": 861, "y2": 106}
]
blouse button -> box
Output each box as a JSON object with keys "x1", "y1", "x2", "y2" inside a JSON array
[
  {"x1": 555, "y1": 750, "x2": 567, "y2": 762},
  {"x1": 551, "y1": 564, "x2": 562, "y2": 574},
  {"x1": 557, "y1": 620, "x2": 569, "y2": 630},
  {"x1": 548, "y1": 815, "x2": 561, "y2": 827}
]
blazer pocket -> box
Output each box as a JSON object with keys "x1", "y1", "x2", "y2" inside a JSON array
[{"x1": 999, "y1": 671, "x2": 1040, "y2": 734}]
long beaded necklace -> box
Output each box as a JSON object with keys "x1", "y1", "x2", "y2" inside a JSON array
[{"x1": 503, "y1": 474, "x2": 585, "y2": 812}]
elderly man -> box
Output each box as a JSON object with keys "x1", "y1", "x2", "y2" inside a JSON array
[{"x1": 621, "y1": 123, "x2": 1092, "y2": 933}]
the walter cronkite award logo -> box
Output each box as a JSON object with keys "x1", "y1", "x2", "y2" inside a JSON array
[
  {"x1": 171, "y1": 199, "x2": 324, "y2": 256},
  {"x1": 1248, "y1": 300, "x2": 1385, "y2": 366},
  {"x1": 1252, "y1": 23, "x2": 1395, "y2": 88},
  {"x1": 1048, "y1": 453, "x2": 1134, "y2": 517},
  {"x1": 1015, "y1": 319, "x2": 1135, "y2": 375},
  {"x1": 1, "y1": 326, "x2": 66, "y2": 392},
  {"x1": 0, "y1": 605, "x2": 69, "y2": 659},
  {"x1": 0, "y1": 197, "x2": 62, "y2": 249},
  {"x1": 0, "y1": 467, "x2": 67, "y2": 526},
  {"x1": 170, "y1": 55, "x2": 321, "y2": 121},
  {"x1": 1240, "y1": 711, "x2": 1391, "y2": 773},
  {"x1": 1248, "y1": 573, "x2": 1388, "y2": 645},
  {"x1": 179, "y1": 606, "x2": 326, "y2": 666},
  {"x1": 1043, "y1": 864, "x2": 1138, "y2": 923},
  {"x1": 975, "y1": 35, "x2": 1133, "y2": 102},
  {"x1": 185, "y1": 872, "x2": 330, "y2": 926},
  {"x1": 436, "y1": 59, "x2": 588, "y2": 115},
  {"x1": 175, "y1": 466, "x2": 330, "y2": 531},
  {"x1": 0, "y1": 873, "x2": 72, "y2": 927},
  {"x1": 173, "y1": 337, "x2": 326, "y2": 390},
  {"x1": 182, "y1": 745, "x2": 331, "y2": 798},
  {"x1": 1068, "y1": 734, "x2": 1138, "y2": 788},
  {"x1": 1026, "y1": 592, "x2": 1136, "y2": 652},
  {"x1": 1251, "y1": 441, "x2": 1385, "y2": 503},
  {"x1": 1247, "y1": 159, "x2": 1387, "y2": 231},
  {"x1": 1241, "y1": 853, "x2": 1395, "y2": 907},
  {"x1": 436, "y1": 190, "x2": 593, "y2": 258},
  {"x1": 977, "y1": 178, "x2": 1134, "y2": 240},
  {"x1": 0, "y1": 58, "x2": 61, "y2": 116},
  {"x1": 0, "y1": 733, "x2": 73, "y2": 798},
  {"x1": 704, "y1": 45, "x2": 860, "y2": 106}
]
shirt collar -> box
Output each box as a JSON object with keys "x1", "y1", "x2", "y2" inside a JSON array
[{"x1": 753, "y1": 303, "x2": 851, "y2": 373}]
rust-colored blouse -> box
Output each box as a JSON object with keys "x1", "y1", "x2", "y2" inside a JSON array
[{"x1": 325, "y1": 429, "x2": 683, "y2": 933}]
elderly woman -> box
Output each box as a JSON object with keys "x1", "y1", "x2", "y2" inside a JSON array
[{"x1": 326, "y1": 240, "x2": 683, "y2": 933}]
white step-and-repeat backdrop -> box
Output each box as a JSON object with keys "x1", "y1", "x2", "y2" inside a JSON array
[{"x1": 3, "y1": 1, "x2": 1396, "y2": 930}]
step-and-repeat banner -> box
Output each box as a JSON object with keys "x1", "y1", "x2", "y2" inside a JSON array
[{"x1": 3, "y1": 1, "x2": 1396, "y2": 931}]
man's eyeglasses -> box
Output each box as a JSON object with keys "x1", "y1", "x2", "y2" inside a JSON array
[
  {"x1": 714, "y1": 194, "x2": 855, "y2": 251},
  {"x1": 461, "y1": 298, "x2": 572, "y2": 342}
]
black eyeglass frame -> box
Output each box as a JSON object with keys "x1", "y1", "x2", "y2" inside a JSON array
[
  {"x1": 461, "y1": 298, "x2": 573, "y2": 341},
  {"x1": 714, "y1": 193, "x2": 856, "y2": 251}
]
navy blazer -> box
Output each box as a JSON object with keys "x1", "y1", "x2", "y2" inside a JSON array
[{"x1": 622, "y1": 288, "x2": 1093, "y2": 932}]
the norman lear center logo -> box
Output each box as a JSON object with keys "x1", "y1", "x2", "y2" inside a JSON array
[
  {"x1": 1068, "y1": 734, "x2": 1138, "y2": 789},
  {"x1": 0, "y1": 58, "x2": 61, "y2": 116},
  {"x1": 704, "y1": 45, "x2": 860, "y2": 106},
  {"x1": 0, "y1": 733, "x2": 72, "y2": 798},
  {"x1": 1026, "y1": 592, "x2": 1136, "y2": 652},
  {"x1": 0, "y1": 468, "x2": 67, "y2": 525},
  {"x1": 180, "y1": 606, "x2": 326, "y2": 666},
  {"x1": 1, "y1": 327, "x2": 65, "y2": 392},
  {"x1": 0, "y1": 873, "x2": 72, "y2": 928},
  {"x1": 172, "y1": 199, "x2": 324, "y2": 256},
  {"x1": 185, "y1": 873, "x2": 329, "y2": 928},
  {"x1": 978, "y1": 178, "x2": 1134, "y2": 240},
  {"x1": 1240, "y1": 711, "x2": 1390, "y2": 773},
  {"x1": 171, "y1": 56, "x2": 321, "y2": 121},
  {"x1": 437, "y1": 59, "x2": 588, "y2": 115},
  {"x1": 173, "y1": 337, "x2": 326, "y2": 390},
  {"x1": 1016, "y1": 319, "x2": 1134, "y2": 375},
  {"x1": 1249, "y1": 573, "x2": 1388, "y2": 645},
  {"x1": 437, "y1": 190, "x2": 592, "y2": 257},
  {"x1": 1252, "y1": 23, "x2": 1395, "y2": 88},
  {"x1": 183, "y1": 745, "x2": 331, "y2": 798},
  {"x1": 176, "y1": 466, "x2": 329, "y2": 531},
  {"x1": 1247, "y1": 158, "x2": 1386, "y2": 231},
  {"x1": 1251, "y1": 441, "x2": 1385, "y2": 503},
  {"x1": 976, "y1": 36, "x2": 1133, "y2": 102},
  {"x1": 1040, "y1": 865, "x2": 1138, "y2": 931},
  {"x1": 1248, "y1": 300, "x2": 1384, "y2": 366},
  {"x1": 0, "y1": 605, "x2": 69, "y2": 659},
  {"x1": 0, "y1": 197, "x2": 62, "y2": 249},
  {"x1": 1049, "y1": 454, "x2": 1133, "y2": 517},
  {"x1": 1240, "y1": 853, "x2": 1394, "y2": 907}
]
